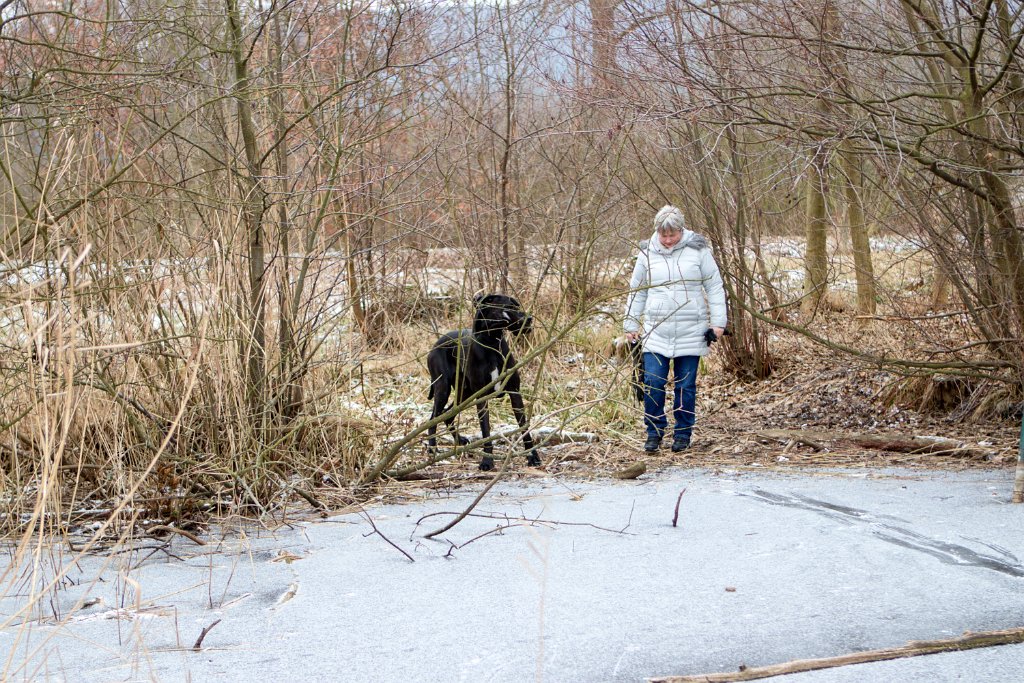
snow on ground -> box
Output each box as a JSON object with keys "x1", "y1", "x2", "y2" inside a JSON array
[{"x1": 3, "y1": 467, "x2": 1023, "y2": 682}]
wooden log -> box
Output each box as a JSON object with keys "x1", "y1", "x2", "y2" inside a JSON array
[
  {"x1": 613, "y1": 462, "x2": 647, "y2": 480},
  {"x1": 490, "y1": 426, "x2": 599, "y2": 446},
  {"x1": 394, "y1": 471, "x2": 447, "y2": 482},
  {"x1": 845, "y1": 434, "x2": 982, "y2": 457},
  {"x1": 648, "y1": 626, "x2": 1024, "y2": 682},
  {"x1": 755, "y1": 429, "x2": 988, "y2": 458},
  {"x1": 532, "y1": 427, "x2": 600, "y2": 446},
  {"x1": 756, "y1": 430, "x2": 827, "y2": 451}
]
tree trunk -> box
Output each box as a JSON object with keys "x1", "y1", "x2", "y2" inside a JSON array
[
  {"x1": 343, "y1": 192, "x2": 368, "y2": 339},
  {"x1": 589, "y1": 0, "x2": 618, "y2": 95},
  {"x1": 689, "y1": 124, "x2": 773, "y2": 380},
  {"x1": 841, "y1": 145, "x2": 875, "y2": 317},
  {"x1": 929, "y1": 258, "x2": 950, "y2": 309},
  {"x1": 496, "y1": 1, "x2": 518, "y2": 292},
  {"x1": 270, "y1": 7, "x2": 301, "y2": 422},
  {"x1": 802, "y1": 147, "x2": 829, "y2": 315},
  {"x1": 225, "y1": 0, "x2": 267, "y2": 419},
  {"x1": 979, "y1": 170, "x2": 1024, "y2": 336}
]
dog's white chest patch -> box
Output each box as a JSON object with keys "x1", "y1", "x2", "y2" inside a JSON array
[{"x1": 491, "y1": 368, "x2": 503, "y2": 391}]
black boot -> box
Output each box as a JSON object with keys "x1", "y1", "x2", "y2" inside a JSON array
[
  {"x1": 644, "y1": 435, "x2": 662, "y2": 453},
  {"x1": 671, "y1": 436, "x2": 691, "y2": 452}
]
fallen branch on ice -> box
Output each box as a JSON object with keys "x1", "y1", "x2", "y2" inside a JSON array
[
  {"x1": 755, "y1": 429, "x2": 992, "y2": 458},
  {"x1": 649, "y1": 625, "x2": 1024, "y2": 682}
]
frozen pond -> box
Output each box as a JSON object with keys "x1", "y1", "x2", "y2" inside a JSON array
[{"x1": 3, "y1": 467, "x2": 1024, "y2": 681}]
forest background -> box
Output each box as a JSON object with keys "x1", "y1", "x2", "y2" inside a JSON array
[{"x1": 2, "y1": 0, "x2": 1024, "y2": 536}]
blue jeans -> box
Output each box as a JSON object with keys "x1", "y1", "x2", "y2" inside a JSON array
[{"x1": 642, "y1": 352, "x2": 699, "y2": 442}]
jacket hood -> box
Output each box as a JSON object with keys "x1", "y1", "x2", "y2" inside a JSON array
[{"x1": 647, "y1": 230, "x2": 708, "y2": 254}]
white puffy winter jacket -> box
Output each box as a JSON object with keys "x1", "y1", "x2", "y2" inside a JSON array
[{"x1": 624, "y1": 230, "x2": 728, "y2": 357}]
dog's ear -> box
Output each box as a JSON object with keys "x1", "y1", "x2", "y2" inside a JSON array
[{"x1": 476, "y1": 292, "x2": 506, "y2": 308}]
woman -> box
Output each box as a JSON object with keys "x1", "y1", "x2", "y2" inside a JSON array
[{"x1": 624, "y1": 205, "x2": 727, "y2": 453}]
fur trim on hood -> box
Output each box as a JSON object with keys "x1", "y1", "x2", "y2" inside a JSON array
[{"x1": 641, "y1": 230, "x2": 708, "y2": 253}]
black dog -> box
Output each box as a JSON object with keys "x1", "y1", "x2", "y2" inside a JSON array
[{"x1": 426, "y1": 293, "x2": 540, "y2": 471}]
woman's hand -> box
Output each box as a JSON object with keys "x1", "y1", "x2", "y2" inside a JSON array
[
  {"x1": 625, "y1": 332, "x2": 639, "y2": 343},
  {"x1": 711, "y1": 326, "x2": 725, "y2": 339}
]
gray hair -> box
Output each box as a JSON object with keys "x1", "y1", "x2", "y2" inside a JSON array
[{"x1": 654, "y1": 205, "x2": 686, "y2": 234}]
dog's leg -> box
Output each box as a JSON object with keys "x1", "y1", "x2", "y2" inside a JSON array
[
  {"x1": 476, "y1": 401, "x2": 494, "y2": 471},
  {"x1": 427, "y1": 383, "x2": 450, "y2": 454},
  {"x1": 510, "y1": 390, "x2": 541, "y2": 467},
  {"x1": 446, "y1": 411, "x2": 470, "y2": 447}
]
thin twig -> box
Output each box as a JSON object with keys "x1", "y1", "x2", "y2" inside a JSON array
[
  {"x1": 129, "y1": 542, "x2": 182, "y2": 570},
  {"x1": 292, "y1": 486, "x2": 327, "y2": 512},
  {"x1": 417, "y1": 511, "x2": 633, "y2": 536},
  {"x1": 359, "y1": 506, "x2": 414, "y2": 562},
  {"x1": 192, "y1": 619, "x2": 222, "y2": 650},
  {"x1": 147, "y1": 524, "x2": 206, "y2": 546},
  {"x1": 621, "y1": 499, "x2": 635, "y2": 533},
  {"x1": 423, "y1": 453, "x2": 513, "y2": 539},
  {"x1": 672, "y1": 489, "x2": 687, "y2": 528},
  {"x1": 452, "y1": 523, "x2": 526, "y2": 551}
]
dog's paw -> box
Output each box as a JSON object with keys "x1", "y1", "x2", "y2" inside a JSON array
[
  {"x1": 526, "y1": 452, "x2": 541, "y2": 467},
  {"x1": 457, "y1": 435, "x2": 470, "y2": 446},
  {"x1": 479, "y1": 456, "x2": 495, "y2": 471}
]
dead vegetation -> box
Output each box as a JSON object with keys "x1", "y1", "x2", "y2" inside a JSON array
[
  {"x1": 299, "y1": 299, "x2": 1022, "y2": 518},
  {"x1": 2, "y1": 236, "x2": 1021, "y2": 548}
]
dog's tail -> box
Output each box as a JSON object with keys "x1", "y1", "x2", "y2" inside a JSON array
[
  {"x1": 428, "y1": 377, "x2": 438, "y2": 400},
  {"x1": 428, "y1": 369, "x2": 448, "y2": 400}
]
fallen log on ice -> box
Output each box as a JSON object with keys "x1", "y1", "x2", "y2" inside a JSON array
[
  {"x1": 755, "y1": 429, "x2": 991, "y2": 458},
  {"x1": 649, "y1": 625, "x2": 1024, "y2": 682}
]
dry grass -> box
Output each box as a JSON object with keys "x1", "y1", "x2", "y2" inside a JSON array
[{"x1": 1, "y1": 233, "x2": 1020, "y2": 544}]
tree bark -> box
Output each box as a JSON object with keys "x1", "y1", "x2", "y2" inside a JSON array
[
  {"x1": 270, "y1": 6, "x2": 301, "y2": 422},
  {"x1": 225, "y1": 0, "x2": 268, "y2": 418},
  {"x1": 840, "y1": 145, "x2": 875, "y2": 317},
  {"x1": 802, "y1": 146, "x2": 829, "y2": 315},
  {"x1": 590, "y1": 0, "x2": 618, "y2": 95},
  {"x1": 929, "y1": 258, "x2": 950, "y2": 309}
]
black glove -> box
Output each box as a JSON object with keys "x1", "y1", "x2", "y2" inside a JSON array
[{"x1": 705, "y1": 328, "x2": 731, "y2": 346}]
